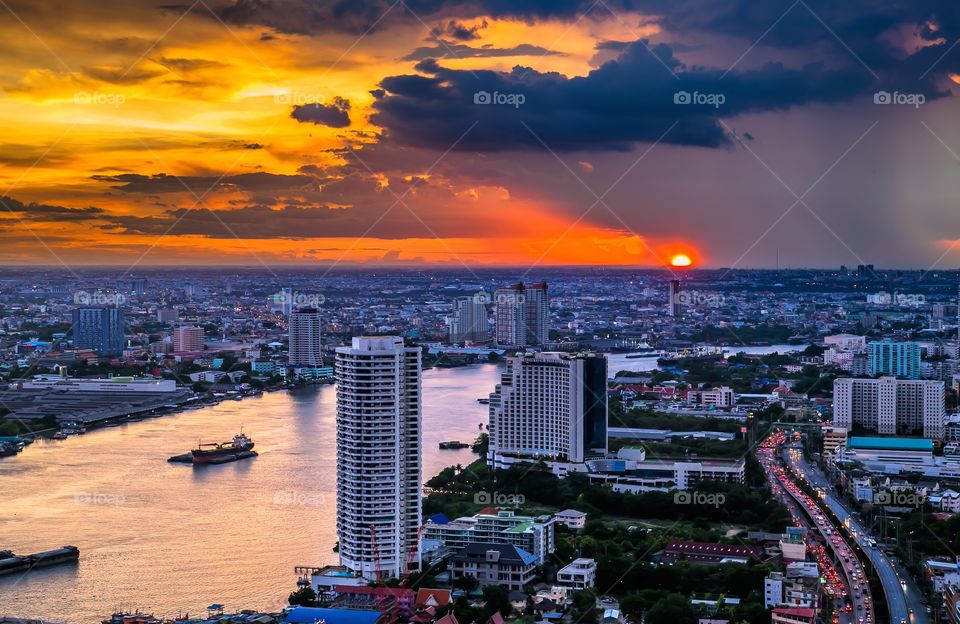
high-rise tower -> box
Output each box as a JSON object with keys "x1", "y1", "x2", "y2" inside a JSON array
[
  {"x1": 494, "y1": 282, "x2": 549, "y2": 347},
  {"x1": 335, "y1": 336, "x2": 422, "y2": 581},
  {"x1": 72, "y1": 307, "x2": 125, "y2": 356},
  {"x1": 668, "y1": 279, "x2": 682, "y2": 317},
  {"x1": 288, "y1": 307, "x2": 323, "y2": 366}
]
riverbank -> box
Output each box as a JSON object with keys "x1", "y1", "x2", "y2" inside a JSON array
[{"x1": 0, "y1": 364, "x2": 499, "y2": 622}]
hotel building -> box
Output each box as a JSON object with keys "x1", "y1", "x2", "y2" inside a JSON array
[{"x1": 488, "y1": 352, "x2": 608, "y2": 472}]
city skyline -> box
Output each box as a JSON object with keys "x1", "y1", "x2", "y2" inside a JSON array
[
  {"x1": 1, "y1": 1, "x2": 960, "y2": 268},
  {"x1": 4, "y1": 0, "x2": 960, "y2": 621}
]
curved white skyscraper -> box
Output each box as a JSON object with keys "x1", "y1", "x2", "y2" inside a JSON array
[{"x1": 335, "y1": 336, "x2": 422, "y2": 581}]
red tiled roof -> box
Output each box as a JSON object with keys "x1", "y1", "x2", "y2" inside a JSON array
[
  {"x1": 773, "y1": 608, "x2": 816, "y2": 618},
  {"x1": 416, "y1": 589, "x2": 452, "y2": 608},
  {"x1": 663, "y1": 541, "x2": 762, "y2": 557}
]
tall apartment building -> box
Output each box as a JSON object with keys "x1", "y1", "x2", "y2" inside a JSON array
[
  {"x1": 449, "y1": 296, "x2": 488, "y2": 344},
  {"x1": 488, "y1": 352, "x2": 608, "y2": 470},
  {"x1": 72, "y1": 307, "x2": 125, "y2": 356},
  {"x1": 668, "y1": 279, "x2": 682, "y2": 317},
  {"x1": 172, "y1": 325, "x2": 204, "y2": 352},
  {"x1": 834, "y1": 376, "x2": 945, "y2": 438},
  {"x1": 335, "y1": 336, "x2": 422, "y2": 581},
  {"x1": 494, "y1": 282, "x2": 549, "y2": 347},
  {"x1": 867, "y1": 340, "x2": 921, "y2": 379},
  {"x1": 288, "y1": 307, "x2": 323, "y2": 366}
]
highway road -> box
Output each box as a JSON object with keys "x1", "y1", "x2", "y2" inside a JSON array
[
  {"x1": 758, "y1": 433, "x2": 871, "y2": 624},
  {"x1": 783, "y1": 446, "x2": 930, "y2": 624}
]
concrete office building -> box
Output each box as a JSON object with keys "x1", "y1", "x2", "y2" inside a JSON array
[
  {"x1": 172, "y1": 325, "x2": 204, "y2": 352},
  {"x1": 423, "y1": 508, "x2": 554, "y2": 564},
  {"x1": 823, "y1": 333, "x2": 867, "y2": 353}
]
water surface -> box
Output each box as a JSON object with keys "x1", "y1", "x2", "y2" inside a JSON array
[{"x1": 0, "y1": 364, "x2": 499, "y2": 621}]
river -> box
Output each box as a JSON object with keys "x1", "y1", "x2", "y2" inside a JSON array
[
  {"x1": 606, "y1": 343, "x2": 801, "y2": 373},
  {"x1": 0, "y1": 364, "x2": 500, "y2": 622}
]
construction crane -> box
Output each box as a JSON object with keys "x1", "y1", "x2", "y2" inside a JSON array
[
  {"x1": 368, "y1": 524, "x2": 383, "y2": 587},
  {"x1": 399, "y1": 524, "x2": 428, "y2": 588}
]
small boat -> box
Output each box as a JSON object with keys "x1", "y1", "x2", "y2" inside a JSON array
[
  {"x1": 102, "y1": 610, "x2": 162, "y2": 624},
  {"x1": 52, "y1": 431, "x2": 69, "y2": 440},
  {"x1": 476, "y1": 398, "x2": 490, "y2": 404},
  {"x1": 439, "y1": 440, "x2": 469, "y2": 450}
]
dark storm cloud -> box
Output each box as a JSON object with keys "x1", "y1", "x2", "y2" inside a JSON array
[
  {"x1": 370, "y1": 42, "x2": 873, "y2": 151},
  {"x1": 103, "y1": 204, "x2": 368, "y2": 239},
  {"x1": 100, "y1": 190, "x2": 467, "y2": 240},
  {"x1": 81, "y1": 65, "x2": 167, "y2": 84},
  {"x1": 0, "y1": 196, "x2": 106, "y2": 222},
  {"x1": 430, "y1": 19, "x2": 486, "y2": 41},
  {"x1": 212, "y1": 0, "x2": 960, "y2": 88},
  {"x1": 290, "y1": 97, "x2": 351, "y2": 128},
  {"x1": 402, "y1": 42, "x2": 563, "y2": 61},
  {"x1": 215, "y1": 0, "x2": 608, "y2": 35},
  {"x1": 92, "y1": 172, "x2": 317, "y2": 194},
  {"x1": 155, "y1": 57, "x2": 227, "y2": 73}
]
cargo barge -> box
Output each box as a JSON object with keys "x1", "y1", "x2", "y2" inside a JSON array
[{"x1": 0, "y1": 546, "x2": 79, "y2": 576}]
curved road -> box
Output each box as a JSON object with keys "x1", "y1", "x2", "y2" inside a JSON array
[
  {"x1": 784, "y1": 447, "x2": 928, "y2": 624},
  {"x1": 760, "y1": 439, "x2": 872, "y2": 624}
]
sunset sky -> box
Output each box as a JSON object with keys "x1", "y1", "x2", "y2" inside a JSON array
[{"x1": 1, "y1": 0, "x2": 959, "y2": 269}]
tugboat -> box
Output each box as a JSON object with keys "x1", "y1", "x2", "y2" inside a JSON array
[
  {"x1": 169, "y1": 431, "x2": 257, "y2": 465},
  {"x1": 191, "y1": 431, "x2": 255, "y2": 464}
]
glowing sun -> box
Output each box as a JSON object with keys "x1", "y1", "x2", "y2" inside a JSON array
[{"x1": 670, "y1": 253, "x2": 693, "y2": 267}]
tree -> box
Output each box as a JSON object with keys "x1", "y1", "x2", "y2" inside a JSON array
[
  {"x1": 453, "y1": 574, "x2": 479, "y2": 590},
  {"x1": 483, "y1": 586, "x2": 512, "y2": 617},
  {"x1": 571, "y1": 590, "x2": 598, "y2": 624},
  {"x1": 646, "y1": 593, "x2": 697, "y2": 624},
  {"x1": 288, "y1": 586, "x2": 317, "y2": 606}
]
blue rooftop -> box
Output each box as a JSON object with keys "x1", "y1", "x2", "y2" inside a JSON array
[
  {"x1": 847, "y1": 437, "x2": 933, "y2": 451},
  {"x1": 428, "y1": 513, "x2": 450, "y2": 525},
  {"x1": 284, "y1": 608, "x2": 381, "y2": 624}
]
